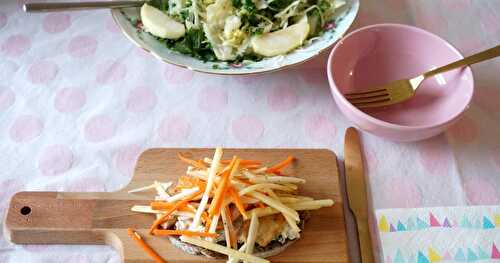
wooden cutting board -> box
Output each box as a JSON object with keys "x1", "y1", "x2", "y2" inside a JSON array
[{"x1": 5, "y1": 148, "x2": 349, "y2": 263}]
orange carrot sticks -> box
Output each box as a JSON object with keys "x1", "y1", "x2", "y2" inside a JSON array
[
  {"x1": 150, "y1": 189, "x2": 203, "y2": 233},
  {"x1": 152, "y1": 229, "x2": 218, "y2": 238},
  {"x1": 177, "y1": 153, "x2": 207, "y2": 169},
  {"x1": 228, "y1": 186, "x2": 248, "y2": 219},
  {"x1": 266, "y1": 156, "x2": 295, "y2": 174},
  {"x1": 221, "y1": 159, "x2": 261, "y2": 165},
  {"x1": 127, "y1": 228, "x2": 167, "y2": 263}
]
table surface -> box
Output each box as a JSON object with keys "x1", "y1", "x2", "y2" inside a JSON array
[{"x1": 1, "y1": 0, "x2": 499, "y2": 262}]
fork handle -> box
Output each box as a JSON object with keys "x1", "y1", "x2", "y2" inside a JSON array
[
  {"x1": 23, "y1": 1, "x2": 145, "y2": 12},
  {"x1": 423, "y1": 44, "x2": 500, "y2": 78}
]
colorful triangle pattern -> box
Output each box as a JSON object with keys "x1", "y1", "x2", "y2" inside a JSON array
[
  {"x1": 429, "y1": 213, "x2": 440, "y2": 227},
  {"x1": 492, "y1": 243, "x2": 500, "y2": 259},
  {"x1": 467, "y1": 248, "x2": 478, "y2": 261},
  {"x1": 477, "y1": 246, "x2": 489, "y2": 259},
  {"x1": 379, "y1": 215, "x2": 390, "y2": 232},
  {"x1": 428, "y1": 247, "x2": 441, "y2": 263},
  {"x1": 418, "y1": 251, "x2": 429, "y2": 263},
  {"x1": 389, "y1": 243, "x2": 500, "y2": 262},
  {"x1": 417, "y1": 217, "x2": 429, "y2": 229},
  {"x1": 483, "y1": 216, "x2": 495, "y2": 229},
  {"x1": 379, "y1": 213, "x2": 499, "y2": 234},
  {"x1": 397, "y1": 221, "x2": 406, "y2": 231},
  {"x1": 455, "y1": 248, "x2": 466, "y2": 261},
  {"x1": 442, "y1": 217, "x2": 451, "y2": 227}
]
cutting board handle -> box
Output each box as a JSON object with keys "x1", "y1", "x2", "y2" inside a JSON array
[
  {"x1": 5, "y1": 191, "x2": 106, "y2": 244},
  {"x1": 5, "y1": 191, "x2": 149, "y2": 242}
]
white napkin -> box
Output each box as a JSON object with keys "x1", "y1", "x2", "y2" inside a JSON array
[{"x1": 376, "y1": 206, "x2": 500, "y2": 262}]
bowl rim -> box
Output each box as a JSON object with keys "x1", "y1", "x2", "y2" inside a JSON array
[
  {"x1": 327, "y1": 23, "x2": 475, "y2": 131},
  {"x1": 110, "y1": 0, "x2": 360, "y2": 75}
]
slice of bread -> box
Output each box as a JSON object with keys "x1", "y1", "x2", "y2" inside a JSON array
[{"x1": 167, "y1": 211, "x2": 310, "y2": 259}]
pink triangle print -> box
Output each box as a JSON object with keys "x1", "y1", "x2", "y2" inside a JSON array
[
  {"x1": 442, "y1": 251, "x2": 452, "y2": 260},
  {"x1": 492, "y1": 243, "x2": 500, "y2": 259},
  {"x1": 429, "y1": 212, "x2": 441, "y2": 227}
]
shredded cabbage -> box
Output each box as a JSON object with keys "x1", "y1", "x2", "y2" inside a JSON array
[{"x1": 144, "y1": 0, "x2": 347, "y2": 61}]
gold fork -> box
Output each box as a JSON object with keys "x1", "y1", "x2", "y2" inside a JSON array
[{"x1": 345, "y1": 44, "x2": 500, "y2": 108}]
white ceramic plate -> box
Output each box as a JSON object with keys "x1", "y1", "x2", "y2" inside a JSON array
[{"x1": 111, "y1": 0, "x2": 359, "y2": 75}]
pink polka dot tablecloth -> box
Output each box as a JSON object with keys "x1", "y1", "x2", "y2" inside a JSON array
[{"x1": 0, "y1": 0, "x2": 499, "y2": 262}]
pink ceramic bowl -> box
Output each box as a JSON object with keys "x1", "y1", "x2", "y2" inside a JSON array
[{"x1": 327, "y1": 24, "x2": 474, "y2": 142}]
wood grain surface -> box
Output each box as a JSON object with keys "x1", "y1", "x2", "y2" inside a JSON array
[{"x1": 5, "y1": 148, "x2": 349, "y2": 262}]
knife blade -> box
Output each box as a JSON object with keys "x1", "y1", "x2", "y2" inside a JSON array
[{"x1": 344, "y1": 127, "x2": 374, "y2": 263}]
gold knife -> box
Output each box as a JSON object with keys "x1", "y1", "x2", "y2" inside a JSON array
[{"x1": 344, "y1": 127, "x2": 374, "y2": 263}]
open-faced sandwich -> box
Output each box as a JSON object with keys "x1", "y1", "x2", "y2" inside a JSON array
[{"x1": 128, "y1": 148, "x2": 334, "y2": 262}]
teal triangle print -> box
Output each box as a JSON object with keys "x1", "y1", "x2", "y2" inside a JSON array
[
  {"x1": 394, "y1": 249, "x2": 406, "y2": 263},
  {"x1": 477, "y1": 246, "x2": 488, "y2": 259},
  {"x1": 483, "y1": 216, "x2": 495, "y2": 229},
  {"x1": 397, "y1": 221, "x2": 406, "y2": 231},
  {"x1": 417, "y1": 217, "x2": 429, "y2": 229},
  {"x1": 417, "y1": 251, "x2": 429, "y2": 263},
  {"x1": 455, "y1": 248, "x2": 466, "y2": 261},
  {"x1": 467, "y1": 248, "x2": 478, "y2": 261},
  {"x1": 407, "y1": 218, "x2": 415, "y2": 231},
  {"x1": 461, "y1": 216, "x2": 472, "y2": 228}
]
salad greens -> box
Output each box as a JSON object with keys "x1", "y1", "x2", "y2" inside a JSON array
[{"x1": 142, "y1": 0, "x2": 346, "y2": 62}]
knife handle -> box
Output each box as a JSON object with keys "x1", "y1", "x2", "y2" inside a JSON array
[{"x1": 356, "y1": 218, "x2": 374, "y2": 263}]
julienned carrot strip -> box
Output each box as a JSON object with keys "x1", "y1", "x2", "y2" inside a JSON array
[
  {"x1": 201, "y1": 211, "x2": 209, "y2": 222},
  {"x1": 257, "y1": 202, "x2": 266, "y2": 208},
  {"x1": 127, "y1": 228, "x2": 166, "y2": 263},
  {"x1": 208, "y1": 171, "x2": 230, "y2": 216},
  {"x1": 221, "y1": 159, "x2": 261, "y2": 165},
  {"x1": 228, "y1": 187, "x2": 248, "y2": 219},
  {"x1": 243, "y1": 164, "x2": 262, "y2": 169},
  {"x1": 150, "y1": 189, "x2": 203, "y2": 233},
  {"x1": 150, "y1": 202, "x2": 196, "y2": 213},
  {"x1": 213, "y1": 158, "x2": 241, "y2": 216},
  {"x1": 152, "y1": 229, "x2": 218, "y2": 238},
  {"x1": 266, "y1": 156, "x2": 295, "y2": 174},
  {"x1": 208, "y1": 157, "x2": 237, "y2": 216},
  {"x1": 177, "y1": 153, "x2": 207, "y2": 169},
  {"x1": 204, "y1": 216, "x2": 212, "y2": 232}
]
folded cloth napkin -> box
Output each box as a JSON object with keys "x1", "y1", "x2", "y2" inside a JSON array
[{"x1": 376, "y1": 206, "x2": 500, "y2": 263}]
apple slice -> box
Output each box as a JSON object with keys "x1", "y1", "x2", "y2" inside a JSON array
[
  {"x1": 140, "y1": 3, "x2": 185, "y2": 40},
  {"x1": 251, "y1": 16, "x2": 310, "y2": 57}
]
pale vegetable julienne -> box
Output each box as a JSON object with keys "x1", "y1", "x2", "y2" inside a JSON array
[
  {"x1": 127, "y1": 148, "x2": 335, "y2": 263},
  {"x1": 139, "y1": 0, "x2": 347, "y2": 62}
]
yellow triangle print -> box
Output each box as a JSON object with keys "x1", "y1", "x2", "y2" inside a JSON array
[
  {"x1": 379, "y1": 215, "x2": 389, "y2": 232},
  {"x1": 428, "y1": 247, "x2": 442, "y2": 262},
  {"x1": 495, "y1": 214, "x2": 500, "y2": 227}
]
